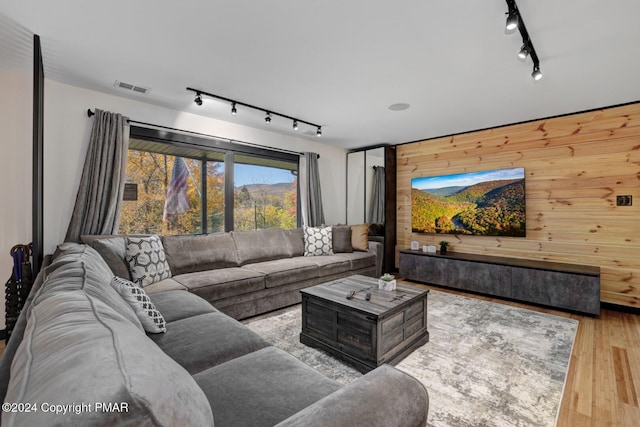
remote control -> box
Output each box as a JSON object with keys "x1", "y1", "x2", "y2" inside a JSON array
[
  {"x1": 346, "y1": 290, "x2": 356, "y2": 300},
  {"x1": 365, "y1": 292, "x2": 371, "y2": 301}
]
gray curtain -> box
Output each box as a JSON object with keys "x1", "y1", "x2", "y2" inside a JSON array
[
  {"x1": 368, "y1": 166, "x2": 385, "y2": 223},
  {"x1": 65, "y1": 109, "x2": 130, "y2": 242},
  {"x1": 299, "y1": 152, "x2": 325, "y2": 226}
]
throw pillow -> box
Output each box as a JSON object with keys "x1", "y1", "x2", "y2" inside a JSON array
[
  {"x1": 351, "y1": 223, "x2": 370, "y2": 252},
  {"x1": 303, "y1": 225, "x2": 334, "y2": 256},
  {"x1": 332, "y1": 225, "x2": 353, "y2": 253},
  {"x1": 110, "y1": 276, "x2": 167, "y2": 333},
  {"x1": 125, "y1": 235, "x2": 172, "y2": 287}
]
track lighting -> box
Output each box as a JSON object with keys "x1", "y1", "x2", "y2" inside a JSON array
[
  {"x1": 504, "y1": 0, "x2": 542, "y2": 81},
  {"x1": 186, "y1": 87, "x2": 323, "y2": 136},
  {"x1": 531, "y1": 65, "x2": 543, "y2": 81}
]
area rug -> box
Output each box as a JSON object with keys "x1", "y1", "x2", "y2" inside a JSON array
[{"x1": 246, "y1": 289, "x2": 578, "y2": 427}]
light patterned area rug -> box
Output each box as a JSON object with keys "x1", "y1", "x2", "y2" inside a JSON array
[{"x1": 246, "y1": 289, "x2": 578, "y2": 427}]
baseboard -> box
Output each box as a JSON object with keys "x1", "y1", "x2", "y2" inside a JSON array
[{"x1": 601, "y1": 302, "x2": 640, "y2": 315}]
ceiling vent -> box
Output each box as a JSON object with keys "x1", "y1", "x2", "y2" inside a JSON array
[{"x1": 114, "y1": 80, "x2": 150, "y2": 94}]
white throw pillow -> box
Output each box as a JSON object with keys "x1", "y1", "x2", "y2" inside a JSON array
[
  {"x1": 110, "y1": 276, "x2": 167, "y2": 333},
  {"x1": 303, "y1": 225, "x2": 334, "y2": 256},
  {"x1": 125, "y1": 235, "x2": 172, "y2": 287}
]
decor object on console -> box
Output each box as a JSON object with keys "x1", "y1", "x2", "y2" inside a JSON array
[
  {"x1": 438, "y1": 241, "x2": 449, "y2": 255},
  {"x1": 378, "y1": 273, "x2": 397, "y2": 291},
  {"x1": 410, "y1": 240, "x2": 419, "y2": 250}
]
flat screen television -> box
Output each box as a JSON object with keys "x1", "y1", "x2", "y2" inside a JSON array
[{"x1": 411, "y1": 167, "x2": 526, "y2": 237}]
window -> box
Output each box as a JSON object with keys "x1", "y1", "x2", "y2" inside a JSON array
[
  {"x1": 119, "y1": 128, "x2": 298, "y2": 234},
  {"x1": 119, "y1": 151, "x2": 205, "y2": 235},
  {"x1": 233, "y1": 154, "x2": 298, "y2": 231}
]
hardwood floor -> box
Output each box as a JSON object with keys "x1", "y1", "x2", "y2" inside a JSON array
[
  {"x1": 403, "y1": 280, "x2": 640, "y2": 427},
  {"x1": 1, "y1": 284, "x2": 637, "y2": 426}
]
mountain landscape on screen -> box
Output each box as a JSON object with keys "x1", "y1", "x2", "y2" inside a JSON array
[{"x1": 411, "y1": 168, "x2": 526, "y2": 237}]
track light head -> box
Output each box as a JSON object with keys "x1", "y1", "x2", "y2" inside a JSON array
[
  {"x1": 293, "y1": 120, "x2": 299, "y2": 131},
  {"x1": 231, "y1": 102, "x2": 237, "y2": 115},
  {"x1": 518, "y1": 42, "x2": 530, "y2": 61},
  {"x1": 265, "y1": 112, "x2": 271, "y2": 124},
  {"x1": 505, "y1": 3, "x2": 519, "y2": 33},
  {"x1": 531, "y1": 65, "x2": 543, "y2": 81},
  {"x1": 194, "y1": 93, "x2": 203, "y2": 106},
  {"x1": 316, "y1": 126, "x2": 322, "y2": 137}
]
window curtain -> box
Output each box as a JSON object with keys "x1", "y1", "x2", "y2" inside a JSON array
[
  {"x1": 65, "y1": 109, "x2": 130, "y2": 242},
  {"x1": 299, "y1": 152, "x2": 325, "y2": 226},
  {"x1": 368, "y1": 166, "x2": 385, "y2": 223}
]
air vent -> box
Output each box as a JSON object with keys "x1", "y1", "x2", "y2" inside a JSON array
[{"x1": 114, "y1": 80, "x2": 150, "y2": 94}]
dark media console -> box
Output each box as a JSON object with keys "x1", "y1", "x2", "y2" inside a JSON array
[{"x1": 399, "y1": 249, "x2": 600, "y2": 315}]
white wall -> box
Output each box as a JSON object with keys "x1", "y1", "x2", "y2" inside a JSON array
[
  {"x1": 43, "y1": 80, "x2": 346, "y2": 255},
  {"x1": 0, "y1": 69, "x2": 33, "y2": 330}
]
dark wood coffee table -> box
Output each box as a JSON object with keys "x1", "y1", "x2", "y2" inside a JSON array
[{"x1": 300, "y1": 275, "x2": 429, "y2": 373}]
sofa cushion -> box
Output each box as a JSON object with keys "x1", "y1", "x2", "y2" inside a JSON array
[
  {"x1": 350, "y1": 223, "x2": 370, "y2": 252},
  {"x1": 303, "y1": 225, "x2": 334, "y2": 256},
  {"x1": 110, "y1": 276, "x2": 167, "y2": 333},
  {"x1": 162, "y1": 232, "x2": 239, "y2": 275},
  {"x1": 232, "y1": 228, "x2": 291, "y2": 265},
  {"x1": 148, "y1": 290, "x2": 217, "y2": 323},
  {"x1": 173, "y1": 268, "x2": 265, "y2": 301},
  {"x1": 3, "y1": 291, "x2": 214, "y2": 427},
  {"x1": 80, "y1": 234, "x2": 148, "y2": 280},
  {"x1": 241, "y1": 258, "x2": 319, "y2": 288},
  {"x1": 336, "y1": 251, "x2": 376, "y2": 271},
  {"x1": 33, "y1": 244, "x2": 144, "y2": 332},
  {"x1": 283, "y1": 228, "x2": 305, "y2": 257},
  {"x1": 305, "y1": 255, "x2": 353, "y2": 276},
  {"x1": 149, "y1": 312, "x2": 270, "y2": 374},
  {"x1": 125, "y1": 235, "x2": 172, "y2": 287},
  {"x1": 332, "y1": 225, "x2": 353, "y2": 253},
  {"x1": 194, "y1": 347, "x2": 341, "y2": 427}
]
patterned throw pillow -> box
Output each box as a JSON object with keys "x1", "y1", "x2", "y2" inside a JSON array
[
  {"x1": 125, "y1": 235, "x2": 172, "y2": 287},
  {"x1": 110, "y1": 276, "x2": 167, "y2": 333},
  {"x1": 304, "y1": 225, "x2": 334, "y2": 256}
]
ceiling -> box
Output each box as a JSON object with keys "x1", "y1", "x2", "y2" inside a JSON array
[{"x1": 1, "y1": 1, "x2": 639, "y2": 150}]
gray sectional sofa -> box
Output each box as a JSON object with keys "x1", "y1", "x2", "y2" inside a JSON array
[
  {"x1": 82, "y1": 227, "x2": 383, "y2": 320},
  {"x1": 0, "y1": 240, "x2": 429, "y2": 426}
]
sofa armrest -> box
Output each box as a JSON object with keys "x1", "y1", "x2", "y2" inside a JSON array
[
  {"x1": 368, "y1": 240, "x2": 383, "y2": 277},
  {"x1": 275, "y1": 365, "x2": 429, "y2": 427}
]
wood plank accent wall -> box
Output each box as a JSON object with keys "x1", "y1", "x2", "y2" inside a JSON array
[{"x1": 396, "y1": 102, "x2": 640, "y2": 309}]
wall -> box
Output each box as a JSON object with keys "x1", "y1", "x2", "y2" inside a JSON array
[
  {"x1": 43, "y1": 80, "x2": 346, "y2": 256},
  {"x1": 397, "y1": 103, "x2": 640, "y2": 308},
  {"x1": 0, "y1": 69, "x2": 33, "y2": 330}
]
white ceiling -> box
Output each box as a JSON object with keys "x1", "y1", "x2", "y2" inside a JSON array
[{"x1": 1, "y1": 1, "x2": 639, "y2": 150}]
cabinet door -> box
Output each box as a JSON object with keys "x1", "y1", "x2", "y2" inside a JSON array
[
  {"x1": 448, "y1": 260, "x2": 511, "y2": 296},
  {"x1": 511, "y1": 268, "x2": 600, "y2": 315},
  {"x1": 399, "y1": 254, "x2": 448, "y2": 286}
]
